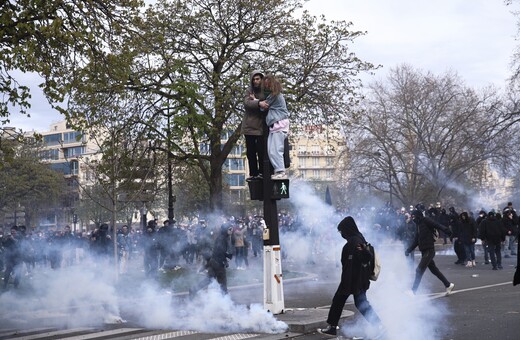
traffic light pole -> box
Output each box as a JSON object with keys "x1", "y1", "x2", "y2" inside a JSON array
[{"x1": 262, "y1": 123, "x2": 285, "y2": 314}]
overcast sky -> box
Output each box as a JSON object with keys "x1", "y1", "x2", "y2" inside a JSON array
[{"x1": 7, "y1": 0, "x2": 519, "y2": 132}]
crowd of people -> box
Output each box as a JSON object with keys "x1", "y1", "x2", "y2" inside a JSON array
[
  {"x1": 1, "y1": 201, "x2": 519, "y2": 290},
  {"x1": 0, "y1": 215, "x2": 267, "y2": 289}
]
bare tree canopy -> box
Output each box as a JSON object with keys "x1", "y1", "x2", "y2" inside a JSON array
[{"x1": 345, "y1": 64, "x2": 516, "y2": 207}]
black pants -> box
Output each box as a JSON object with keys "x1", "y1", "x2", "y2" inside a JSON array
[
  {"x1": 327, "y1": 288, "x2": 381, "y2": 327},
  {"x1": 3, "y1": 260, "x2": 21, "y2": 288},
  {"x1": 488, "y1": 242, "x2": 502, "y2": 268},
  {"x1": 245, "y1": 135, "x2": 264, "y2": 177},
  {"x1": 412, "y1": 248, "x2": 450, "y2": 292},
  {"x1": 190, "y1": 259, "x2": 228, "y2": 295},
  {"x1": 454, "y1": 240, "x2": 465, "y2": 261}
]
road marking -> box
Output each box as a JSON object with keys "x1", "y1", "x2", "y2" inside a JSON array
[
  {"x1": 60, "y1": 328, "x2": 144, "y2": 339},
  {"x1": 426, "y1": 281, "x2": 512, "y2": 300},
  {"x1": 208, "y1": 333, "x2": 260, "y2": 340},
  {"x1": 133, "y1": 330, "x2": 197, "y2": 340}
]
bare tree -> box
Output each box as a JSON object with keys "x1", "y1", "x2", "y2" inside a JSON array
[{"x1": 343, "y1": 64, "x2": 515, "y2": 207}]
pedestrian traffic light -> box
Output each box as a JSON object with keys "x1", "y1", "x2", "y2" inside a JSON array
[
  {"x1": 73, "y1": 214, "x2": 78, "y2": 224},
  {"x1": 271, "y1": 179, "x2": 289, "y2": 199}
]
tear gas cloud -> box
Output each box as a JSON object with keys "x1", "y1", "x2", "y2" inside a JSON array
[
  {"x1": 283, "y1": 180, "x2": 450, "y2": 340},
  {"x1": 0, "y1": 181, "x2": 452, "y2": 339}
]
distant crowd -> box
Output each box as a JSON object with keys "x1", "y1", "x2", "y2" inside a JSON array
[{"x1": 1, "y1": 201, "x2": 518, "y2": 289}]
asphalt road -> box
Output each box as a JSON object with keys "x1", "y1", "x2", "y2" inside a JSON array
[{"x1": 278, "y1": 251, "x2": 520, "y2": 340}]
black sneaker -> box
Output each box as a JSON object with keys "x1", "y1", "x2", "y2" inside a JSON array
[{"x1": 317, "y1": 325, "x2": 337, "y2": 337}]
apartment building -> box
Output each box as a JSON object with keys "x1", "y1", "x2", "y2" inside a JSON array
[
  {"x1": 38, "y1": 121, "x2": 100, "y2": 182},
  {"x1": 289, "y1": 125, "x2": 345, "y2": 181}
]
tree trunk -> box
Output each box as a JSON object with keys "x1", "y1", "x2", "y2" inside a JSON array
[{"x1": 209, "y1": 161, "x2": 223, "y2": 211}]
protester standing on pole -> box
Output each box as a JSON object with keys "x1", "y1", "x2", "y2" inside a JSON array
[{"x1": 242, "y1": 70, "x2": 266, "y2": 181}]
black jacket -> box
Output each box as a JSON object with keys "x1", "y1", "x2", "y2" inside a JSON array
[
  {"x1": 479, "y1": 216, "x2": 506, "y2": 245},
  {"x1": 459, "y1": 212, "x2": 477, "y2": 244},
  {"x1": 407, "y1": 215, "x2": 450, "y2": 252},
  {"x1": 337, "y1": 216, "x2": 372, "y2": 295},
  {"x1": 210, "y1": 227, "x2": 233, "y2": 267}
]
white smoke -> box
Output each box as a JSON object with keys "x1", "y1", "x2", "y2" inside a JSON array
[
  {"x1": 1, "y1": 181, "x2": 453, "y2": 339},
  {"x1": 285, "y1": 181, "x2": 450, "y2": 340},
  {"x1": 0, "y1": 258, "x2": 122, "y2": 328},
  {"x1": 121, "y1": 280, "x2": 287, "y2": 333},
  {"x1": 0, "y1": 245, "x2": 287, "y2": 334}
]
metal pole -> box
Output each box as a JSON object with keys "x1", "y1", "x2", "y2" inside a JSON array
[
  {"x1": 262, "y1": 121, "x2": 279, "y2": 245},
  {"x1": 167, "y1": 115, "x2": 175, "y2": 224},
  {"x1": 261, "y1": 121, "x2": 284, "y2": 314}
]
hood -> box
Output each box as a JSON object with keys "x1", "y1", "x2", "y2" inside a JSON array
[
  {"x1": 250, "y1": 70, "x2": 264, "y2": 88},
  {"x1": 411, "y1": 209, "x2": 424, "y2": 221},
  {"x1": 337, "y1": 216, "x2": 364, "y2": 240}
]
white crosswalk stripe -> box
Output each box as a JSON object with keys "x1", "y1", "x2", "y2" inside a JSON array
[{"x1": 0, "y1": 327, "x2": 263, "y2": 340}]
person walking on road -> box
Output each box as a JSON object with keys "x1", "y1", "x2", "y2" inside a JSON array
[
  {"x1": 190, "y1": 223, "x2": 234, "y2": 296},
  {"x1": 405, "y1": 209, "x2": 455, "y2": 296},
  {"x1": 318, "y1": 216, "x2": 385, "y2": 338}
]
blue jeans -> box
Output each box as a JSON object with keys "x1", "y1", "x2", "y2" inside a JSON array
[
  {"x1": 464, "y1": 244, "x2": 475, "y2": 261},
  {"x1": 327, "y1": 289, "x2": 381, "y2": 327}
]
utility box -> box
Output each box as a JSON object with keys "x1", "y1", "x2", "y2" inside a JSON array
[{"x1": 271, "y1": 179, "x2": 289, "y2": 199}]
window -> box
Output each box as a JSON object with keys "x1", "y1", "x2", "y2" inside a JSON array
[
  {"x1": 312, "y1": 157, "x2": 320, "y2": 167},
  {"x1": 70, "y1": 160, "x2": 79, "y2": 175},
  {"x1": 221, "y1": 129, "x2": 234, "y2": 140},
  {"x1": 63, "y1": 146, "x2": 85, "y2": 158},
  {"x1": 49, "y1": 162, "x2": 70, "y2": 174},
  {"x1": 199, "y1": 143, "x2": 210, "y2": 155},
  {"x1": 223, "y1": 158, "x2": 244, "y2": 171},
  {"x1": 225, "y1": 174, "x2": 245, "y2": 187},
  {"x1": 311, "y1": 145, "x2": 320, "y2": 155},
  {"x1": 230, "y1": 144, "x2": 244, "y2": 156},
  {"x1": 299, "y1": 157, "x2": 306, "y2": 167},
  {"x1": 326, "y1": 158, "x2": 334, "y2": 166},
  {"x1": 325, "y1": 170, "x2": 333, "y2": 179},
  {"x1": 313, "y1": 169, "x2": 320, "y2": 178},
  {"x1": 43, "y1": 133, "x2": 61, "y2": 146},
  {"x1": 63, "y1": 131, "x2": 83, "y2": 144},
  {"x1": 41, "y1": 149, "x2": 59, "y2": 160},
  {"x1": 300, "y1": 170, "x2": 306, "y2": 179}
]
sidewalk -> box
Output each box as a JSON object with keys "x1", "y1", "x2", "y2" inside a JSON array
[{"x1": 259, "y1": 307, "x2": 354, "y2": 339}]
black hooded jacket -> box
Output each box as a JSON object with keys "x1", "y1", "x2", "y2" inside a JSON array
[
  {"x1": 407, "y1": 212, "x2": 451, "y2": 252},
  {"x1": 337, "y1": 217, "x2": 373, "y2": 295},
  {"x1": 459, "y1": 212, "x2": 477, "y2": 244},
  {"x1": 479, "y1": 214, "x2": 506, "y2": 245},
  {"x1": 210, "y1": 224, "x2": 234, "y2": 267}
]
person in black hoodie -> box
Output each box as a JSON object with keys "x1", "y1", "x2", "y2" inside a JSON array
[
  {"x1": 479, "y1": 211, "x2": 506, "y2": 270},
  {"x1": 476, "y1": 210, "x2": 490, "y2": 264},
  {"x1": 318, "y1": 216, "x2": 385, "y2": 338},
  {"x1": 460, "y1": 212, "x2": 478, "y2": 267},
  {"x1": 190, "y1": 223, "x2": 234, "y2": 296},
  {"x1": 405, "y1": 209, "x2": 455, "y2": 295},
  {"x1": 449, "y1": 207, "x2": 465, "y2": 265}
]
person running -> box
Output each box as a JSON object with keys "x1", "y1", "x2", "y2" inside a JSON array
[{"x1": 405, "y1": 209, "x2": 455, "y2": 295}]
